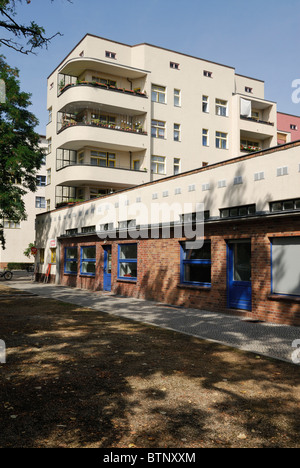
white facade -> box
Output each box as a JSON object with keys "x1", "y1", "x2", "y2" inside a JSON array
[
  {"x1": 0, "y1": 136, "x2": 47, "y2": 267},
  {"x1": 46, "y1": 34, "x2": 277, "y2": 211}
]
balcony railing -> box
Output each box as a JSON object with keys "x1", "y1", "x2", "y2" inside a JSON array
[
  {"x1": 58, "y1": 80, "x2": 148, "y2": 99},
  {"x1": 57, "y1": 114, "x2": 147, "y2": 136},
  {"x1": 240, "y1": 115, "x2": 274, "y2": 126},
  {"x1": 56, "y1": 161, "x2": 148, "y2": 173},
  {"x1": 240, "y1": 144, "x2": 262, "y2": 153}
]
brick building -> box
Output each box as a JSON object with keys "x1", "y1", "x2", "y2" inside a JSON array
[{"x1": 35, "y1": 140, "x2": 300, "y2": 326}]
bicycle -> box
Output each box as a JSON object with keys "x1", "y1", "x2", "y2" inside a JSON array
[{"x1": 0, "y1": 270, "x2": 13, "y2": 281}]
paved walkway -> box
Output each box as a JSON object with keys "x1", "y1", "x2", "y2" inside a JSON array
[{"x1": 5, "y1": 272, "x2": 300, "y2": 365}]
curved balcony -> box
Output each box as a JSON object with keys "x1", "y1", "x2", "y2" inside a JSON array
[
  {"x1": 55, "y1": 163, "x2": 148, "y2": 188},
  {"x1": 56, "y1": 121, "x2": 148, "y2": 152},
  {"x1": 58, "y1": 82, "x2": 149, "y2": 114}
]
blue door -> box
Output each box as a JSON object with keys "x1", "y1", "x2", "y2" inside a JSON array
[
  {"x1": 227, "y1": 241, "x2": 252, "y2": 311},
  {"x1": 103, "y1": 246, "x2": 112, "y2": 292}
]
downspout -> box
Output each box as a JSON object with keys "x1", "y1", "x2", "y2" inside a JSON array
[{"x1": 127, "y1": 78, "x2": 133, "y2": 90}]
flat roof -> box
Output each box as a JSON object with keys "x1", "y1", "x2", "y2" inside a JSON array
[{"x1": 48, "y1": 33, "x2": 265, "y2": 83}]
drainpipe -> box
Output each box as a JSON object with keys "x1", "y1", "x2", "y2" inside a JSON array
[
  {"x1": 127, "y1": 78, "x2": 133, "y2": 90},
  {"x1": 130, "y1": 151, "x2": 132, "y2": 170}
]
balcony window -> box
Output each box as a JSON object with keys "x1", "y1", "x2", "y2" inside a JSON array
[
  {"x1": 151, "y1": 120, "x2": 166, "y2": 139},
  {"x1": 151, "y1": 156, "x2": 166, "y2": 174},
  {"x1": 240, "y1": 139, "x2": 261, "y2": 152},
  {"x1": 92, "y1": 76, "x2": 117, "y2": 87},
  {"x1": 216, "y1": 132, "x2": 228, "y2": 149},
  {"x1": 152, "y1": 85, "x2": 166, "y2": 104},
  {"x1": 56, "y1": 149, "x2": 77, "y2": 170},
  {"x1": 216, "y1": 99, "x2": 228, "y2": 117},
  {"x1": 118, "y1": 244, "x2": 137, "y2": 281},
  {"x1": 90, "y1": 151, "x2": 116, "y2": 168}
]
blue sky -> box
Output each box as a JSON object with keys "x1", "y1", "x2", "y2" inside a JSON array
[{"x1": 3, "y1": 0, "x2": 300, "y2": 133}]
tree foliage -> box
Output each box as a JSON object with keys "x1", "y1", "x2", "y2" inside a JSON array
[
  {"x1": 0, "y1": 55, "x2": 44, "y2": 249},
  {"x1": 0, "y1": 0, "x2": 71, "y2": 54}
]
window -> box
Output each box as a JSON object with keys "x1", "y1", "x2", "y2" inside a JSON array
[
  {"x1": 174, "y1": 123, "x2": 181, "y2": 141},
  {"x1": 245, "y1": 87, "x2": 253, "y2": 93},
  {"x1": 50, "y1": 248, "x2": 56, "y2": 264},
  {"x1": 291, "y1": 124, "x2": 298, "y2": 130},
  {"x1": 220, "y1": 204, "x2": 256, "y2": 218},
  {"x1": 234, "y1": 176, "x2": 243, "y2": 185},
  {"x1": 180, "y1": 211, "x2": 210, "y2": 223},
  {"x1": 82, "y1": 226, "x2": 96, "y2": 234},
  {"x1": 270, "y1": 198, "x2": 300, "y2": 212},
  {"x1": 36, "y1": 175, "x2": 46, "y2": 187},
  {"x1": 218, "y1": 180, "x2": 226, "y2": 188},
  {"x1": 66, "y1": 228, "x2": 78, "y2": 236},
  {"x1": 3, "y1": 219, "x2": 20, "y2": 229},
  {"x1": 216, "y1": 99, "x2": 228, "y2": 117},
  {"x1": 92, "y1": 77, "x2": 117, "y2": 87},
  {"x1": 105, "y1": 51, "x2": 116, "y2": 59},
  {"x1": 271, "y1": 237, "x2": 300, "y2": 296},
  {"x1": 202, "y1": 129, "x2": 209, "y2": 146},
  {"x1": 118, "y1": 244, "x2": 137, "y2": 280},
  {"x1": 36, "y1": 197, "x2": 46, "y2": 209},
  {"x1": 204, "y1": 70, "x2": 212, "y2": 78},
  {"x1": 48, "y1": 107, "x2": 52, "y2": 123},
  {"x1": 47, "y1": 168, "x2": 51, "y2": 185},
  {"x1": 254, "y1": 172, "x2": 265, "y2": 181},
  {"x1": 151, "y1": 156, "x2": 166, "y2": 174},
  {"x1": 133, "y1": 160, "x2": 140, "y2": 171},
  {"x1": 39, "y1": 248, "x2": 45, "y2": 264},
  {"x1": 151, "y1": 120, "x2": 166, "y2": 139},
  {"x1": 216, "y1": 132, "x2": 228, "y2": 149},
  {"x1": 90, "y1": 151, "x2": 116, "y2": 167},
  {"x1": 64, "y1": 247, "x2": 78, "y2": 274},
  {"x1": 174, "y1": 158, "x2": 180, "y2": 175},
  {"x1": 170, "y1": 62, "x2": 179, "y2": 70},
  {"x1": 99, "y1": 223, "x2": 114, "y2": 232},
  {"x1": 180, "y1": 241, "x2": 211, "y2": 286},
  {"x1": 277, "y1": 166, "x2": 288, "y2": 177},
  {"x1": 174, "y1": 89, "x2": 181, "y2": 107},
  {"x1": 152, "y1": 85, "x2": 166, "y2": 104},
  {"x1": 47, "y1": 138, "x2": 52, "y2": 155},
  {"x1": 80, "y1": 246, "x2": 96, "y2": 276},
  {"x1": 118, "y1": 219, "x2": 136, "y2": 230},
  {"x1": 202, "y1": 95, "x2": 209, "y2": 113},
  {"x1": 202, "y1": 183, "x2": 210, "y2": 191}
]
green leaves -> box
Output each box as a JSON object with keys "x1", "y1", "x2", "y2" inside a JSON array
[{"x1": 0, "y1": 55, "x2": 44, "y2": 249}]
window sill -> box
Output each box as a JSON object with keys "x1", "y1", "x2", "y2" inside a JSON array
[
  {"x1": 79, "y1": 274, "x2": 95, "y2": 278},
  {"x1": 177, "y1": 283, "x2": 211, "y2": 291},
  {"x1": 117, "y1": 278, "x2": 137, "y2": 284},
  {"x1": 268, "y1": 294, "x2": 300, "y2": 303}
]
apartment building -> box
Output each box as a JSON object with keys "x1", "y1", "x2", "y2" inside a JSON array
[
  {"x1": 277, "y1": 111, "x2": 300, "y2": 145},
  {"x1": 0, "y1": 136, "x2": 47, "y2": 269},
  {"x1": 46, "y1": 34, "x2": 278, "y2": 211},
  {"x1": 35, "y1": 140, "x2": 300, "y2": 326}
]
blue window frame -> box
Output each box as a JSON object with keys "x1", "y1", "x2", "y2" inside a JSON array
[
  {"x1": 118, "y1": 243, "x2": 137, "y2": 281},
  {"x1": 180, "y1": 241, "x2": 211, "y2": 287},
  {"x1": 80, "y1": 246, "x2": 96, "y2": 276},
  {"x1": 64, "y1": 247, "x2": 78, "y2": 274}
]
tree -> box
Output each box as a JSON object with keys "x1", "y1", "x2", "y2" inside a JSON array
[
  {"x1": 0, "y1": 0, "x2": 72, "y2": 54},
  {"x1": 0, "y1": 54, "x2": 44, "y2": 249}
]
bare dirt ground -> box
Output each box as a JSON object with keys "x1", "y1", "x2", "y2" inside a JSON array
[{"x1": 0, "y1": 283, "x2": 299, "y2": 448}]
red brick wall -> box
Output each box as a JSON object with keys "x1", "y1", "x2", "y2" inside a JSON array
[{"x1": 58, "y1": 217, "x2": 300, "y2": 326}]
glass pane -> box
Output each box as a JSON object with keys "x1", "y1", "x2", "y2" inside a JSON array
[
  {"x1": 82, "y1": 246, "x2": 96, "y2": 260},
  {"x1": 283, "y1": 200, "x2": 294, "y2": 210},
  {"x1": 81, "y1": 261, "x2": 95, "y2": 274},
  {"x1": 120, "y1": 244, "x2": 137, "y2": 260},
  {"x1": 185, "y1": 242, "x2": 211, "y2": 260},
  {"x1": 120, "y1": 262, "x2": 137, "y2": 278},
  {"x1": 233, "y1": 243, "x2": 251, "y2": 282},
  {"x1": 65, "y1": 261, "x2": 77, "y2": 273},
  {"x1": 66, "y1": 248, "x2": 77, "y2": 259},
  {"x1": 184, "y1": 264, "x2": 211, "y2": 284}
]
